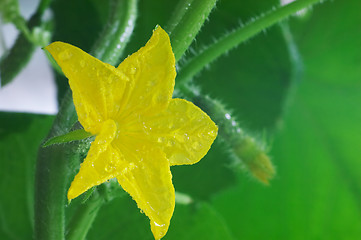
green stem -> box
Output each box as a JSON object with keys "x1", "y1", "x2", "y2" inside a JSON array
[
  {"x1": 91, "y1": 0, "x2": 138, "y2": 66},
  {"x1": 12, "y1": 16, "x2": 33, "y2": 43},
  {"x1": 34, "y1": 92, "x2": 79, "y2": 240},
  {"x1": 66, "y1": 191, "x2": 104, "y2": 240},
  {"x1": 0, "y1": 19, "x2": 6, "y2": 52},
  {"x1": 11, "y1": 0, "x2": 51, "y2": 44},
  {"x1": 165, "y1": 0, "x2": 218, "y2": 61},
  {"x1": 185, "y1": 90, "x2": 275, "y2": 184},
  {"x1": 279, "y1": 21, "x2": 304, "y2": 117},
  {"x1": 37, "y1": 0, "x2": 52, "y2": 14},
  {"x1": 176, "y1": 0, "x2": 324, "y2": 85}
]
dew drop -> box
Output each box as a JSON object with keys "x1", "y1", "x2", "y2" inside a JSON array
[
  {"x1": 192, "y1": 141, "x2": 202, "y2": 150},
  {"x1": 208, "y1": 130, "x2": 216, "y2": 137},
  {"x1": 174, "y1": 133, "x2": 184, "y2": 143},
  {"x1": 58, "y1": 51, "x2": 72, "y2": 61},
  {"x1": 153, "y1": 221, "x2": 165, "y2": 227},
  {"x1": 157, "y1": 137, "x2": 165, "y2": 143},
  {"x1": 167, "y1": 139, "x2": 175, "y2": 147},
  {"x1": 184, "y1": 133, "x2": 190, "y2": 140},
  {"x1": 147, "y1": 80, "x2": 156, "y2": 87},
  {"x1": 155, "y1": 94, "x2": 168, "y2": 104},
  {"x1": 80, "y1": 60, "x2": 85, "y2": 67},
  {"x1": 168, "y1": 123, "x2": 175, "y2": 130},
  {"x1": 170, "y1": 153, "x2": 190, "y2": 163},
  {"x1": 129, "y1": 67, "x2": 137, "y2": 75},
  {"x1": 107, "y1": 75, "x2": 114, "y2": 84},
  {"x1": 225, "y1": 113, "x2": 231, "y2": 120},
  {"x1": 105, "y1": 163, "x2": 115, "y2": 172}
]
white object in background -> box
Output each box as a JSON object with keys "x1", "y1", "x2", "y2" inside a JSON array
[{"x1": 0, "y1": 0, "x2": 58, "y2": 114}]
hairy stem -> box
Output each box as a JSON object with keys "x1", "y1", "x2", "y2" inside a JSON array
[
  {"x1": 34, "y1": 92, "x2": 78, "y2": 240},
  {"x1": 176, "y1": 0, "x2": 324, "y2": 85},
  {"x1": 91, "y1": 0, "x2": 138, "y2": 66},
  {"x1": 165, "y1": 0, "x2": 218, "y2": 61},
  {"x1": 66, "y1": 191, "x2": 104, "y2": 240}
]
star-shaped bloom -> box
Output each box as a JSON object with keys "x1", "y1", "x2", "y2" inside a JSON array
[{"x1": 46, "y1": 26, "x2": 217, "y2": 239}]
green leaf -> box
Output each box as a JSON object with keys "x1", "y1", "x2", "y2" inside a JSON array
[
  {"x1": 194, "y1": 0, "x2": 293, "y2": 130},
  {"x1": 165, "y1": 203, "x2": 236, "y2": 240},
  {"x1": 172, "y1": 139, "x2": 237, "y2": 200},
  {"x1": 0, "y1": 113, "x2": 54, "y2": 239},
  {"x1": 87, "y1": 197, "x2": 235, "y2": 240},
  {"x1": 42, "y1": 129, "x2": 93, "y2": 147},
  {"x1": 209, "y1": 0, "x2": 361, "y2": 239}
]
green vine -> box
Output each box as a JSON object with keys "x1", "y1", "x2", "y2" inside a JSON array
[{"x1": 176, "y1": 0, "x2": 324, "y2": 85}]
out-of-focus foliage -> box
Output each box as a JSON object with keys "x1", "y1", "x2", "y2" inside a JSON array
[
  {"x1": 0, "y1": 113, "x2": 54, "y2": 239},
  {"x1": 1, "y1": 0, "x2": 361, "y2": 239},
  {"x1": 210, "y1": 0, "x2": 361, "y2": 239}
]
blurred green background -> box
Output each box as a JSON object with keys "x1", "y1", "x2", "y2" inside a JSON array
[{"x1": 1, "y1": 0, "x2": 361, "y2": 239}]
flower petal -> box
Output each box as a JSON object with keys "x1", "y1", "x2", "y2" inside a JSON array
[
  {"x1": 67, "y1": 120, "x2": 128, "y2": 200},
  {"x1": 115, "y1": 140, "x2": 175, "y2": 240},
  {"x1": 45, "y1": 42, "x2": 129, "y2": 134},
  {"x1": 115, "y1": 26, "x2": 176, "y2": 120},
  {"x1": 144, "y1": 99, "x2": 218, "y2": 166}
]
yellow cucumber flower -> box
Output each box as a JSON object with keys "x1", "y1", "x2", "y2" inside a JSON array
[{"x1": 45, "y1": 26, "x2": 218, "y2": 239}]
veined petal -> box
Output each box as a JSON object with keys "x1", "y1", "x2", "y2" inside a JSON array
[
  {"x1": 115, "y1": 26, "x2": 176, "y2": 121},
  {"x1": 144, "y1": 99, "x2": 218, "y2": 166},
  {"x1": 67, "y1": 120, "x2": 128, "y2": 200},
  {"x1": 115, "y1": 140, "x2": 175, "y2": 240},
  {"x1": 45, "y1": 42, "x2": 129, "y2": 134}
]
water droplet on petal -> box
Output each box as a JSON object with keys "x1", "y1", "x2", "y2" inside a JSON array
[
  {"x1": 58, "y1": 50, "x2": 72, "y2": 61},
  {"x1": 167, "y1": 139, "x2": 175, "y2": 147},
  {"x1": 184, "y1": 133, "x2": 190, "y2": 140},
  {"x1": 107, "y1": 75, "x2": 114, "y2": 84},
  {"x1": 174, "y1": 133, "x2": 184, "y2": 143},
  {"x1": 157, "y1": 137, "x2": 165, "y2": 143},
  {"x1": 169, "y1": 152, "x2": 190, "y2": 163},
  {"x1": 80, "y1": 60, "x2": 85, "y2": 67},
  {"x1": 129, "y1": 67, "x2": 137, "y2": 75},
  {"x1": 153, "y1": 221, "x2": 165, "y2": 227},
  {"x1": 208, "y1": 130, "x2": 216, "y2": 137},
  {"x1": 105, "y1": 163, "x2": 115, "y2": 172},
  {"x1": 154, "y1": 94, "x2": 168, "y2": 104},
  {"x1": 147, "y1": 80, "x2": 156, "y2": 87},
  {"x1": 192, "y1": 141, "x2": 202, "y2": 150}
]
